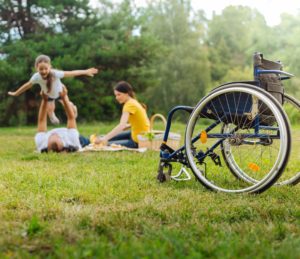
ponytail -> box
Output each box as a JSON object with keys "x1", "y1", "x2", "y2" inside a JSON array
[{"x1": 46, "y1": 72, "x2": 54, "y2": 93}]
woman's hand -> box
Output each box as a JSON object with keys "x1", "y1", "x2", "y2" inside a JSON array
[
  {"x1": 85, "y1": 68, "x2": 98, "y2": 77},
  {"x1": 95, "y1": 136, "x2": 108, "y2": 146},
  {"x1": 8, "y1": 91, "x2": 18, "y2": 97}
]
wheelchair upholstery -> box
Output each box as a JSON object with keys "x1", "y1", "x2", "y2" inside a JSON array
[{"x1": 254, "y1": 53, "x2": 284, "y2": 104}]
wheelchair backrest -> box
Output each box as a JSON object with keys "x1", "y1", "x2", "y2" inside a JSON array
[{"x1": 253, "y1": 52, "x2": 284, "y2": 104}]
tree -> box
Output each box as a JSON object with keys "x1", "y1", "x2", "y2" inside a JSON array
[
  {"x1": 0, "y1": 0, "x2": 160, "y2": 125},
  {"x1": 0, "y1": 0, "x2": 96, "y2": 42},
  {"x1": 271, "y1": 13, "x2": 300, "y2": 97},
  {"x1": 207, "y1": 6, "x2": 271, "y2": 84},
  {"x1": 141, "y1": 0, "x2": 211, "y2": 115}
]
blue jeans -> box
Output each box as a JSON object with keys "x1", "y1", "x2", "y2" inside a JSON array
[
  {"x1": 79, "y1": 135, "x2": 90, "y2": 147},
  {"x1": 108, "y1": 130, "x2": 138, "y2": 148}
]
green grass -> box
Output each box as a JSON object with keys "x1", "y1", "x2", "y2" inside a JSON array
[{"x1": 0, "y1": 123, "x2": 299, "y2": 258}]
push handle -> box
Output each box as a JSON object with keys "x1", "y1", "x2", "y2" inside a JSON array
[
  {"x1": 256, "y1": 69, "x2": 294, "y2": 77},
  {"x1": 253, "y1": 52, "x2": 294, "y2": 78}
]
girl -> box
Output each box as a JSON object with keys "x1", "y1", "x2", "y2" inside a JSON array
[
  {"x1": 95, "y1": 81, "x2": 150, "y2": 148},
  {"x1": 8, "y1": 54, "x2": 98, "y2": 124}
]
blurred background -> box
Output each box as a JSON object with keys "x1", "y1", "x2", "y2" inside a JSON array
[{"x1": 1, "y1": 0, "x2": 300, "y2": 126}]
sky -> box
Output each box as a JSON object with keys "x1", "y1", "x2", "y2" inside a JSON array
[
  {"x1": 90, "y1": 0, "x2": 300, "y2": 26},
  {"x1": 190, "y1": 0, "x2": 300, "y2": 26}
]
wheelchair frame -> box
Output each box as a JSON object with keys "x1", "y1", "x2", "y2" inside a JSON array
[{"x1": 157, "y1": 52, "x2": 299, "y2": 193}]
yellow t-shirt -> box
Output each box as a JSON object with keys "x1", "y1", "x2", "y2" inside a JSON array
[{"x1": 123, "y1": 98, "x2": 150, "y2": 143}]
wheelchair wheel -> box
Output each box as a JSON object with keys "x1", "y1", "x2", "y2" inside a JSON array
[
  {"x1": 185, "y1": 83, "x2": 291, "y2": 194},
  {"x1": 279, "y1": 94, "x2": 300, "y2": 185},
  {"x1": 222, "y1": 93, "x2": 299, "y2": 186}
]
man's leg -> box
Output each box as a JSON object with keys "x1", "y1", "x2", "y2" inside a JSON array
[
  {"x1": 59, "y1": 98, "x2": 78, "y2": 119},
  {"x1": 37, "y1": 94, "x2": 48, "y2": 132},
  {"x1": 79, "y1": 135, "x2": 90, "y2": 147},
  {"x1": 60, "y1": 89, "x2": 77, "y2": 129}
]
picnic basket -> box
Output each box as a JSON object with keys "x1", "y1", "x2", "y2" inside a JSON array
[{"x1": 137, "y1": 113, "x2": 181, "y2": 151}]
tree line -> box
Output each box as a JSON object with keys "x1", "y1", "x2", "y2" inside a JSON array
[{"x1": 1, "y1": 0, "x2": 300, "y2": 126}]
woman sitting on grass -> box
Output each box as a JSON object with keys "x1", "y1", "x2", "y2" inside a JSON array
[{"x1": 95, "y1": 81, "x2": 150, "y2": 148}]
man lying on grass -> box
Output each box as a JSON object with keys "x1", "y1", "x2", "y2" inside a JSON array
[{"x1": 35, "y1": 88, "x2": 89, "y2": 153}]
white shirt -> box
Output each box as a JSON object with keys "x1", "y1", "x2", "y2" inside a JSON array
[
  {"x1": 35, "y1": 128, "x2": 82, "y2": 152},
  {"x1": 30, "y1": 69, "x2": 64, "y2": 99}
]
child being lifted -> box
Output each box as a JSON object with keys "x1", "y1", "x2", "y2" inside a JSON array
[{"x1": 8, "y1": 54, "x2": 98, "y2": 124}]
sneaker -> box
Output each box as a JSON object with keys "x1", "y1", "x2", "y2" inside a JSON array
[{"x1": 49, "y1": 113, "x2": 60, "y2": 125}]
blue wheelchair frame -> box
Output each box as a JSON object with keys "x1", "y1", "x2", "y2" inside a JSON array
[{"x1": 157, "y1": 52, "x2": 293, "y2": 181}]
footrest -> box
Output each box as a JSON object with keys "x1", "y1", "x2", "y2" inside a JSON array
[{"x1": 171, "y1": 166, "x2": 191, "y2": 181}]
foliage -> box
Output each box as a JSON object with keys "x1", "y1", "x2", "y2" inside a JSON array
[
  {"x1": 0, "y1": 0, "x2": 96, "y2": 41},
  {"x1": 1, "y1": 1, "x2": 300, "y2": 125},
  {"x1": 0, "y1": 0, "x2": 160, "y2": 125},
  {"x1": 206, "y1": 6, "x2": 271, "y2": 85},
  {"x1": 141, "y1": 0, "x2": 211, "y2": 114}
]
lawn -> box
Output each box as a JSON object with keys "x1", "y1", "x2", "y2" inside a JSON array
[{"x1": 0, "y1": 123, "x2": 299, "y2": 258}]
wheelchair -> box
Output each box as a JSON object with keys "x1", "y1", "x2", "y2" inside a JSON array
[{"x1": 157, "y1": 52, "x2": 300, "y2": 194}]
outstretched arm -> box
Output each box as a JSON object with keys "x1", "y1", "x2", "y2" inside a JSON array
[
  {"x1": 60, "y1": 88, "x2": 77, "y2": 129},
  {"x1": 37, "y1": 93, "x2": 48, "y2": 132},
  {"x1": 8, "y1": 81, "x2": 33, "y2": 97},
  {"x1": 95, "y1": 112, "x2": 129, "y2": 145},
  {"x1": 63, "y1": 68, "x2": 98, "y2": 78}
]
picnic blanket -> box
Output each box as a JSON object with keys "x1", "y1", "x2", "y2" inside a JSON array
[{"x1": 80, "y1": 143, "x2": 147, "y2": 153}]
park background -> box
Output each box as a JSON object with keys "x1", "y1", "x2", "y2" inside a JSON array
[
  {"x1": 1, "y1": 0, "x2": 300, "y2": 125},
  {"x1": 0, "y1": 1, "x2": 299, "y2": 258}
]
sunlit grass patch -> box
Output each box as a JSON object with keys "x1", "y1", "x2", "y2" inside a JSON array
[{"x1": 0, "y1": 123, "x2": 299, "y2": 258}]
